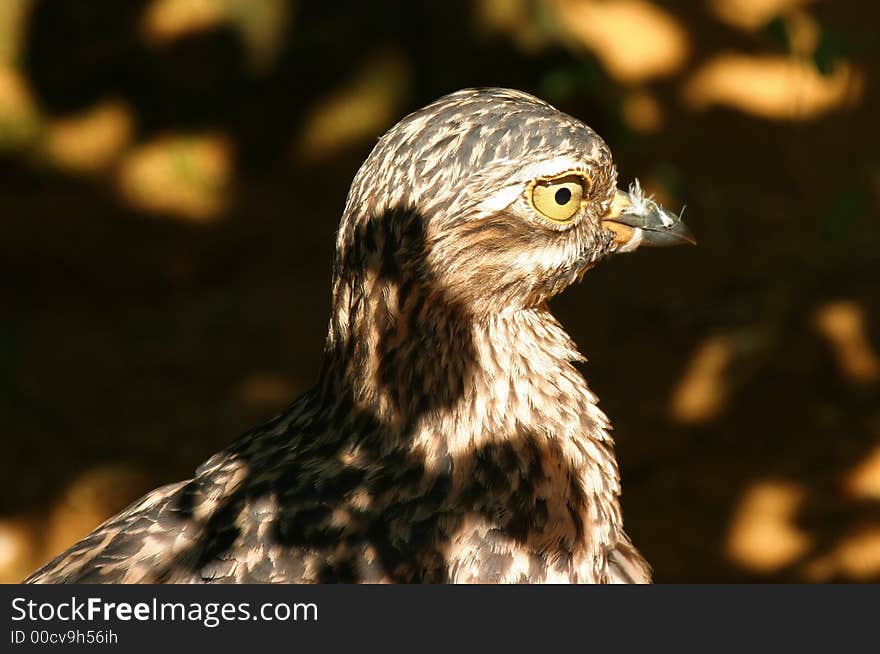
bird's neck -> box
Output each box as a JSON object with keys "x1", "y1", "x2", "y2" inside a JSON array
[
  {"x1": 322, "y1": 285, "x2": 615, "y2": 447},
  {"x1": 318, "y1": 286, "x2": 624, "y2": 565}
]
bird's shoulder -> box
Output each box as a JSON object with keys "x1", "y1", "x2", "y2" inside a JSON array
[
  {"x1": 24, "y1": 479, "x2": 195, "y2": 583},
  {"x1": 25, "y1": 410, "x2": 308, "y2": 583}
]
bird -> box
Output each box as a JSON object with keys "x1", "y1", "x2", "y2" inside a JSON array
[{"x1": 26, "y1": 88, "x2": 694, "y2": 584}]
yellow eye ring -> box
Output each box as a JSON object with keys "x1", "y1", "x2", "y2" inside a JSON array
[{"x1": 529, "y1": 174, "x2": 589, "y2": 223}]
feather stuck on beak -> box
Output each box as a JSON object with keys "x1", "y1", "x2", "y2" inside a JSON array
[{"x1": 602, "y1": 180, "x2": 696, "y2": 252}]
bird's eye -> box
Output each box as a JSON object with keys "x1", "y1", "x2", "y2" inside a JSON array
[{"x1": 530, "y1": 175, "x2": 587, "y2": 223}]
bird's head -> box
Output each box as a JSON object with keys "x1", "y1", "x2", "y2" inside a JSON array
[{"x1": 334, "y1": 87, "x2": 694, "y2": 316}]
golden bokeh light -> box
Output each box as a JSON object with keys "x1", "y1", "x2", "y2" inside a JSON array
[
  {"x1": 549, "y1": 0, "x2": 689, "y2": 84},
  {"x1": 227, "y1": 0, "x2": 291, "y2": 73},
  {"x1": 709, "y1": 0, "x2": 815, "y2": 32},
  {"x1": 40, "y1": 100, "x2": 134, "y2": 175},
  {"x1": 117, "y1": 133, "x2": 234, "y2": 222},
  {"x1": 295, "y1": 51, "x2": 410, "y2": 160},
  {"x1": 42, "y1": 466, "x2": 149, "y2": 571},
  {"x1": 0, "y1": 66, "x2": 40, "y2": 151},
  {"x1": 143, "y1": 0, "x2": 292, "y2": 73},
  {"x1": 784, "y1": 9, "x2": 820, "y2": 57},
  {"x1": 0, "y1": 519, "x2": 37, "y2": 583},
  {"x1": 143, "y1": 0, "x2": 225, "y2": 41},
  {"x1": 726, "y1": 480, "x2": 811, "y2": 573},
  {"x1": 621, "y1": 89, "x2": 663, "y2": 133},
  {"x1": 682, "y1": 54, "x2": 863, "y2": 121},
  {"x1": 474, "y1": 0, "x2": 550, "y2": 53},
  {"x1": 804, "y1": 527, "x2": 880, "y2": 582},
  {"x1": 843, "y1": 445, "x2": 880, "y2": 501},
  {"x1": 670, "y1": 335, "x2": 733, "y2": 424},
  {"x1": 0, "y1": 0, "x2": 33, "y2": 66},
  {"x1": 813, "y1": 300, "x2": 879, "y2": 384}
]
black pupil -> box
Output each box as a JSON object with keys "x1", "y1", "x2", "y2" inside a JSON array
[{"x1": 554, "y1": 187, "x2": 572, "y2": 205}]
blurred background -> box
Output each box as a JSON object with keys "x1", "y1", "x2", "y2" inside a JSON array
[{"x1": 1, "y1": 0, "x2": 878, "y2": 583}]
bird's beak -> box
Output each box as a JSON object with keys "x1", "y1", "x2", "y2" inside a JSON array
[{"x1": 601, "y1": 180, "x2": 696, "y2": 252}]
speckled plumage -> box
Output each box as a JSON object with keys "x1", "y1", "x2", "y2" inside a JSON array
[{"x1": 26, "y1": 88, "x2": 693, "y2": 584}]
